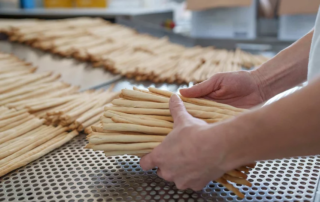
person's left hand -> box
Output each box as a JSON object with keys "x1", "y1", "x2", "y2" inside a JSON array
[{"x1": 139, "y1": 94, "x2": 227, "y2": 191}]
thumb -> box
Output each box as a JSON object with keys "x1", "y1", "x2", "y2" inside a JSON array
[
  {"x1": 170, "y1": 94, "x2": 192, "y2": 125},
  {"x1": 180, "y1": 79, "x2": 215, "y2": 98}
]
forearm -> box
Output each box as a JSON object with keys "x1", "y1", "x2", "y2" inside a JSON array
[
  {"x1": 208, "y1": 76, "x2": 320, "y2": 171},
  {"x1": 251, "y1": 29, "x2": 313, "y2": 100}
]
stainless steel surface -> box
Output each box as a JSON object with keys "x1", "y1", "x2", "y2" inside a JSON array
[{"x1": 0, "y1": 40, "x2": 121, "y2": 91}]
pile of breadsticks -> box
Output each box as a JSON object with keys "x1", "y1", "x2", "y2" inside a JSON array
[
  {"x1": 0, "y1": 106, "x2": 79, "y2": 177},
  {"x1": 0, "y1": 52, "x2": 118, "y2": 133},
  {"x1": 0, "y1": 52, "x2": 119, "y2": 176},
  {"x1": 0, "y1": 17, "x2": 269, "y2": 84},
  {"x1": 86, "y1": 87, "x2": 255, "y2": 198}
]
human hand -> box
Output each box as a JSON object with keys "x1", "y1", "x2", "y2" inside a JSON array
[
  {"x1": 180, "y1": 71, "x2": 265, "y2": 109},
  {"x1": 139, "y1": 94, "x2": 228, "y2": 191}
]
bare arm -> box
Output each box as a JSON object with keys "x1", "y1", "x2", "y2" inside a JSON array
[
  {"x1": 252, "y1": 29, "x2": 314, "y2": 100},
  {"x1": 180, "y1": 30, "x2": 314, "y2": 109},
  {"x1": 216, "y1": 76, "x2": 320, "y2": 171}
]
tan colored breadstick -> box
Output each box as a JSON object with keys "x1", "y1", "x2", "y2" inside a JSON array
[
  {"x1": 121, "y1": 89, "x2": 169, "y2": 103},
  {"x1": 0, "y1": 113, "x2": 29, "y2": 128},
  {"x1": 88, "y1": 132, "x2": 165, "y2": 144},
  {"x1": 75, "y1": 107, "x2": 103, "y2": 128},
  {"x1": 237, "y1": 166, "x2": 250, "y2": 174},
  {"x1": 86, "y1": 142, "x2": 160, "y2": 151},
  {"x1": 61, "y1": 100, "x2": 98, "y2": 124},
  {"x1": 223, "y1": 174, "x2": 252, "y2": 187},
  {"x1": 246, "y1": 163, "x2": 256, "y2": 168},
  {"x1": 215, "y1": 178, "x2": 244, "y2": 199},
  {"x1": 104, "y1": 149, "x2": 152, "y2": 157},
  {"x1": 105, "y1": 106, "x2": 229, "y2": 119},
  {"x1": 0, "y1": 72, "x2": 52, "y2": 94},
  {"x1": 226, "y1": 170, "x2": 248, "y2": 179},
  {"x1": 112, "y1": 99, "x2": 238, "y2": 116},
  {"x1": 100, "y1": 116, "x2": 114, "y2": 124},
  {"x1": 104, "y1": 110, "x2": 173, "y2": 122},
  {"x1": 112, "y1": 115, "x2": 173, "y2": 128},
  {"x1": 0, "y1": 118, "x2": 44, "y2": 144},
  {"x1": 0, "y1": 126, "x2": 64, "y2": 159},
  {"x1": 93, "y1": 123, "x2": 171, "y2": 135},
  {"x1": 0, "y1": 109, "x2": 28, "y2": 121},
  {"x1": 148, "y1": 87, "x2": 245, "y2": 112},
  {"x1": 26, "y1": 96, "x2": 77, "y2": 112},
  {"x1": 77, "y1": 112, "x2": 102, "y2": 132},
  {"x1": 0, "y1": 130, "x2": 78, "y2": 177},
  {"x1": 0, "y1": 115, "x2": 34, "y2": 132},
  {"x1": 105, "y1": 106, "x2": 170, "y2": 115}
]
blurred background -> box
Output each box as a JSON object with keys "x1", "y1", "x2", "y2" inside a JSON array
[{"x1": 0, "y1": 0, "x2": 318, "y2": 53}]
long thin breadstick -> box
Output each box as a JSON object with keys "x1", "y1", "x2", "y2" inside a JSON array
[
  {"x1": 0, "y1": 130, "x2": 78, "y2": 177},
  {"x1": 215, "y1": 178, "x2": 244, "y2": 199},
  {"x1": 104, "y1": 149, "x2": 152, "y2": 157},
  {"x1": 111, "y1": 115, "x2": 173, "y2": 128},
  {"x1": 112, "y1": 98, "x2": 238, "y2": 116},
  {"x1": 223, "y1": 174, "x2": 252, "y2": 187},
  {"x1": 88, "y1": 132, "x2": 165, "y2": 144},
  {"x1": 93, "y1": 123, "x2": 171, "y2": 135},
  {"x1": 148, "y1": 87, "x2": 245, "y2": 112},
  {"x1": 0, "y1": 109, "x2": 28, "y2": 121},
  {"x1": 86, "y1": 142, "x2": 160, "y2": 151},
  {"x1": 77, "y1": 112, "x2": 102, "y2": 132},
  {"x1": 105, "y1": 106, "x2": 230, "y2": 120},
  {"x1": 0, "y1": 118, "x2": 44, "y2": 144}
]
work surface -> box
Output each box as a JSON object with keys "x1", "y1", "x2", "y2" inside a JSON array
[{"x1": 0, "y1": 41, "x2": 319, "y2": 202}]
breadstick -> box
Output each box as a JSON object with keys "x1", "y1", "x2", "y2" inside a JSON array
[
  {"x1": 237, "y1": 166, "x2": 250, "y2": 174},
  {"x1": 104, "y1": 110, "x2": 173, "y2": 122},
  {"x1": 104, "y1": 150, "x2": 152, "y2": 157},
  {"x1": 75, "y1": 107, "x2": 103, "y2": 128},
  {"x1": 0, "y1": 109, "x2": 28, "y2": 121},
  {"x1": 105, "y1": 106, "x2": 170, "y2": 116},
  {"x1": 0, "y1": 118, "x2": 44, "y2": 144},
  {"x1": 148, "y1": 87, "x2": 245, "y2": 112},
  {"x1": 77, "y1": 112, "x2": 102, "y2": 132},
  {"x1": 223, "y1": 174, "x2": 252, "y2": 187},
  {"x1": 226, "y1": 170, "x2": 248, "y2": 179},
  {"x1": 0, "y1": 113, "x2": 29, "y2": 128},
  {"x1": 88, "y1": 132, "x2": 165, "y2": 144},
  {"x1": 112, "y1": 115, "x2": 173, "y2": 128},
  {"x1": 86, "y1": 142, "x2": 160, "y2": 151},
  {"x1": 215, "y1": 178, "x2": 244, "y2": 199},
  {"x1": 93, "y1": 123, "x2": 171, "y2": 135},
  {"x1": 0, "y1": 130, "x2": 78, "y2": 177},
  {"x1": 0, "y1": 115, "x2": 33, "y2": 132}
]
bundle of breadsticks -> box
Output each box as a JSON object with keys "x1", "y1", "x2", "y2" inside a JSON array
[
  {"x1": 0, "y1": 106, "x2": 79, "y2": 177},
  {"x1": 0, "y1": 17, "x2": 269, "y2": 84},
  {"x1": 86, "y1": 87, "x2": 255, "y2": 198},
  {"x1": 0, "y1": 52, "x2": 118, "y2": 133}
]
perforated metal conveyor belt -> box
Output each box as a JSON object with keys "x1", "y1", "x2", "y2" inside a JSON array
[{"x1": 0, "y1": 133, "x2": 319, "y2": 202}]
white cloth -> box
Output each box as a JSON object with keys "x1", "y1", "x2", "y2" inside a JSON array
[{"x1": 308, "y1": 7, "x2": 320, "y2": 81}]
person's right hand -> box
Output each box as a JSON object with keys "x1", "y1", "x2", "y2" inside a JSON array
[{"x1": 180, "y1": 71, "x2": 266, "y2": 109}]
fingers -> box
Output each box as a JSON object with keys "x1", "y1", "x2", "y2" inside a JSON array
[
  {"x1": 169, "y1": 94, "x2": 192, "y2": 125},
  {"x1": 180, "y1": 78, "x2": 216, "y2": 98},
  {"x1": 140, "y1": 153, "x2": 156, "y2": 171}
]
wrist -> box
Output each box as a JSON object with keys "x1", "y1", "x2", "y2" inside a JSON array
[
  {"x1": 250, "y1": 68, "x2": 274, "y2": 101},
  {"x1": 211, "y1": 117, "x2": 257, "y2": 172},
  {"x1": 200, "y1": 121, "x2": 248, "y2": 173}
]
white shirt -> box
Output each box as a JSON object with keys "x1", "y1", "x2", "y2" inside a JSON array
[{"x1": 308, "y1": 7, "x2": 320, "y2": 81}]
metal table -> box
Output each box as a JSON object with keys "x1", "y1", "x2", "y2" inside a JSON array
[{"x1": 0, "y1": 42, "x2": 320, "y2": 202}]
